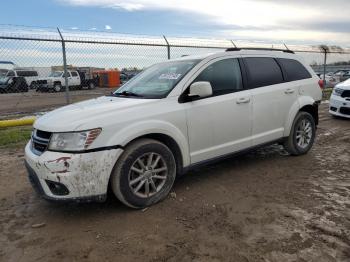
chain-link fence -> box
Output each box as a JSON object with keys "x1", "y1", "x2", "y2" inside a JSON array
[{"x1": 1, "y1": 24, "x2": 350, "y2": 121}]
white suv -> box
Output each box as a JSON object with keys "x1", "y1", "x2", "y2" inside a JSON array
[
  {"x1": 329, "y1": 78, "x2": 350, "y2": 118},
  {"x1": 25, "y1": 48, "x2": 322, "y2": 208}
]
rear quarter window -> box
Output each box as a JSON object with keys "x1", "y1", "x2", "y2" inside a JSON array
[
  {"x1": 243, "y1": 57, "x2": 284, "y2": 88},
  {"x1": 277, "y1": 58, "x2": 311, "y2": 81}
]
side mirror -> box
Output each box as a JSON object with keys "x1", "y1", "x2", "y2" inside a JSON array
[{"x1": 189, "y1": 81, "x2": 213, "y2": 99}]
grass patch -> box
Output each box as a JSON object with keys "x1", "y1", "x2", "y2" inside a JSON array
[
  {"x1": 0, "y1": 126, "x2": 32, "y2": 148},
  {"x1": 323, "y1": 88, "x2": 333, "y2": 100}
]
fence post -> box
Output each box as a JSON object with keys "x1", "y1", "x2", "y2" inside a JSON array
[
  {"x1": 322, "y1": 47, "x2": 328, "y2": 99},
  {"x1": 323, "y1": 49, "x2": 327, "y2": 83},
  {"x1": 163, "y1": 35, "x2": 170, "y2": 60},
  {"x1": 57, "y1": 27, "x2": 70, "y2": 104},
  {"x1": 230, "y1": 40, "x2": 237, "y2": 48}
]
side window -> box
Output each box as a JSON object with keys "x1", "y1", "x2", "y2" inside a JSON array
[
  {"x1": 17, "y1": 71, "x2": 37, "y2": 77},
  {"x1": 16, "y1": 71, "x2": 26, "y2": 77},
  {"x1": 194, "y1": 58, "x2": 243, "y2": 97},
  {"x1": 277, "y1": 58, "x2": 311, "y2": 81},
  {"x1": 28, "y1": 71, "x2": 38, "y2": 77},
  {"x1": 71, "y1": 71, "x2": 78, "y2": 77},
  {"x1": 64, "y1": 72, "x2": 71, "y2": 77},
  {"x1": 244, "y1": 57, "x2": 284, "y2": 88}
]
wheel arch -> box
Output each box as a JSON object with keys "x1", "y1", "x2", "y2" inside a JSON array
[
  {"x1": 299, "y1": 104, "x2": 319, "y2": 125},
  {"x1": 284, "y1": 96, "x2": 318, "y2": 137},
  {"x1": 104, "y1": 121, "x2": 190, "y2": 176},
  {"x1": 135, "y1": 133, "x2": 184, "y2": 176}
]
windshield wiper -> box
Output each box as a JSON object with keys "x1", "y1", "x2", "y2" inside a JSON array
[{"x1": 112, "y1": 91, "x2": 143, "y2": 97}]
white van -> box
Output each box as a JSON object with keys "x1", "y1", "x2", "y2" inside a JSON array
[{"x1": 6, "y1": 69, "x2": 39, "y2": 88}]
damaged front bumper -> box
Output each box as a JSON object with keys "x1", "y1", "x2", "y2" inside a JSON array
[{"x1": 24, "y1": 142, "x2": 123, "y2": 202}]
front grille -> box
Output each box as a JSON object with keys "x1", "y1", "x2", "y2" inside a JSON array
[
  {"x1": 36, "y1": 129, "x2": 51, "y2": 139},
  {"x1": 341, "y1": 90, "x2": 350, "y2": 98},
  {"x1": 32, "y1": 129, "x2": 52, "y2": 155},
  {"x1": 339, "y1": 107, "x2": 350, "y2": 115}
]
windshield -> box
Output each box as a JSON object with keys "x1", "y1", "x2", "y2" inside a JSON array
[
  {"x1": 0, "y1": 77, "x2": 9, "y2": 84},
  {"x1": 113, "y1": 59, "x2": 200, "y2": 98},
  {"x1": 49, "y1": 71, "x2": 63, "y2": 77}
]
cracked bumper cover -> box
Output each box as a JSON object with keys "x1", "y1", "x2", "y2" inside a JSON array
[{"x1": 24, "y1": 142, "x2": 123, "y2": 201}]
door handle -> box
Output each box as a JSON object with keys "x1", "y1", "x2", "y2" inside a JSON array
[
  {"x1": 284, "y1": 88, "x2": 295, "y2": 94},
  {"x1": 236, "y1": 97, "x2": 250, "y2": 104}
]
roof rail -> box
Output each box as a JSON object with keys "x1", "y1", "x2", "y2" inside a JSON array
[{"x1": 225, "y1": 47, "x2": 295, "y2": 54}]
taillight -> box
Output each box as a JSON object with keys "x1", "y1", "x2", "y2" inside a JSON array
[{"x1": 318, "y1": 79, "x2": 324, "y2": 89}]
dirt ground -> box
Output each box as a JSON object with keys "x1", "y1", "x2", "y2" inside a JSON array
[
  {"x1": 0, "y1": 104, "x2": 349, "y2": 262},
  {"x1": 0, "y1": 88, "x2": 117, "y2": 119}
]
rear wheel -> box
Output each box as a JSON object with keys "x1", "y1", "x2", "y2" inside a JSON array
[
  {"x1": 88, "y1": 82, "x2": 95, "y2": 89},
  {"x1": 111, "y1": 138, "x2": 176, "y2": 208},
  {"x1": 283, "y1": 111, "x2": 316, "y2": 155},
  {"x1": 54, "y1": 83, "x2": 61, "y2": 92},
  {"x1": 30, "y1": 82, "x2": 38, "y2": 90}
]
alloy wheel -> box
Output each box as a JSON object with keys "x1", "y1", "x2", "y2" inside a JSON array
[
  {"x1": 296, "y1": 119, "x2": 313, "y2": 149},
  {"x1": 128, "y1": 152, "x2": 168, "y2": 198}
]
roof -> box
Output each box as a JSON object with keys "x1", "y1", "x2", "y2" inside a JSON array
[{"x1": 172, "y1": 48, "x2": 299, "y2": 63}]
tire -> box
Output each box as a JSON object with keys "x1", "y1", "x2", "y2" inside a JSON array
[
  {"x1": 54, "y1": 83, "x2": 62, "y2": 92},
  {"x1": 88, "y1": 82, "x2": 95, "y2": 89},
  {"x1": 111, "y1": 138, "x2": 176, "y2": 208},
  {"x1": 30, "y1": 82, "x2": 37, "y2": 90},
  {"x1": 283, "y1": 111, "x2": 316, "y2": 156}
]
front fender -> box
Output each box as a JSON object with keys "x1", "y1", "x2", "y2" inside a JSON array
[
  {"x1": 283, "y1": 96, "x2": 316, "y2": 137},
  {"x1": 106, "y1": 120, "x2": 190, "y2": 167}
]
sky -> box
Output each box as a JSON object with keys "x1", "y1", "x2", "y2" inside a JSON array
[{"x1": 1, "y1": 0, "x2": 350, "y2": 46}]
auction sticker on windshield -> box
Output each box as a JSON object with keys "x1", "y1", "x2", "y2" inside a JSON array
[{"x1": 159, "y1": 73, "x2": 182, "y2": 80}]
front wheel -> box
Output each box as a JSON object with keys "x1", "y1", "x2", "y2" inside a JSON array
[
  {"x1": 283, "y1": 111, "x2": 316, "y2": 156},
  {"x1": 111, "y1": 138, "x2": 176, "y2": 208}
]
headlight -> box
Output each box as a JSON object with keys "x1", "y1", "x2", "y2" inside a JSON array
[
  {"x1": 333, "y1": 88, "x2": 343, "y2": 96},
  {"x1": 48, "y1": 128, "x2": 101, "y2": 152}
]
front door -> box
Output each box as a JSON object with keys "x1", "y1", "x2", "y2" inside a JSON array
[{"x1": 184, "y1": 58, "x2": 252, "y2": 164}]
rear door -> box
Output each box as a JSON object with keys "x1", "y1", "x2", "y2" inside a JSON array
[{"x1": 242, "y1": 56, "x2": 298, "y2": 146}]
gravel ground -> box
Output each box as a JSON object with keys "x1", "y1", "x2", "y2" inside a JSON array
[{"x1": 0, "y1": 104, "x2": 349, "y2": 262}]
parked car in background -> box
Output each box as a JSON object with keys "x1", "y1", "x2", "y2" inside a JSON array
[
  {"x1": 120, "y1": 71, "x2": 139, "y2": 84},
  {"x1": 25, "y1": 48, "x2": 322, "y2": 208},
  {"x1": 0, "y1": 76, "x2": 29, "y2": 93},
  {"x1": 319, "y1": 74, "x2": 337, "y2": 88},
  {"x1": 329, "y1": 78, "x2": 350, "y2": 118},
  {"x1": 34, "y1": 70, "x2": 99, "y2": 92},
  {"x1": 340, "y1": 71, "x2": 350, "y2": 82},
  {"x1": 120, "y1": 72, "x2": 133, "y2": 84},
  {"x1": 5, "y1": 69, "x2": 39, "y2": 88},
  {"x1": 332, "y1": 70, "x2": 350, "y2": 83}
]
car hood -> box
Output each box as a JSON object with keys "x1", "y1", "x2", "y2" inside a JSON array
[
  {"x1": 34, "y1": 96, "x2": 156, "y2": 132},
  {"x1": 336, "y1": 79, "x2": 350, "y2": 90}
]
